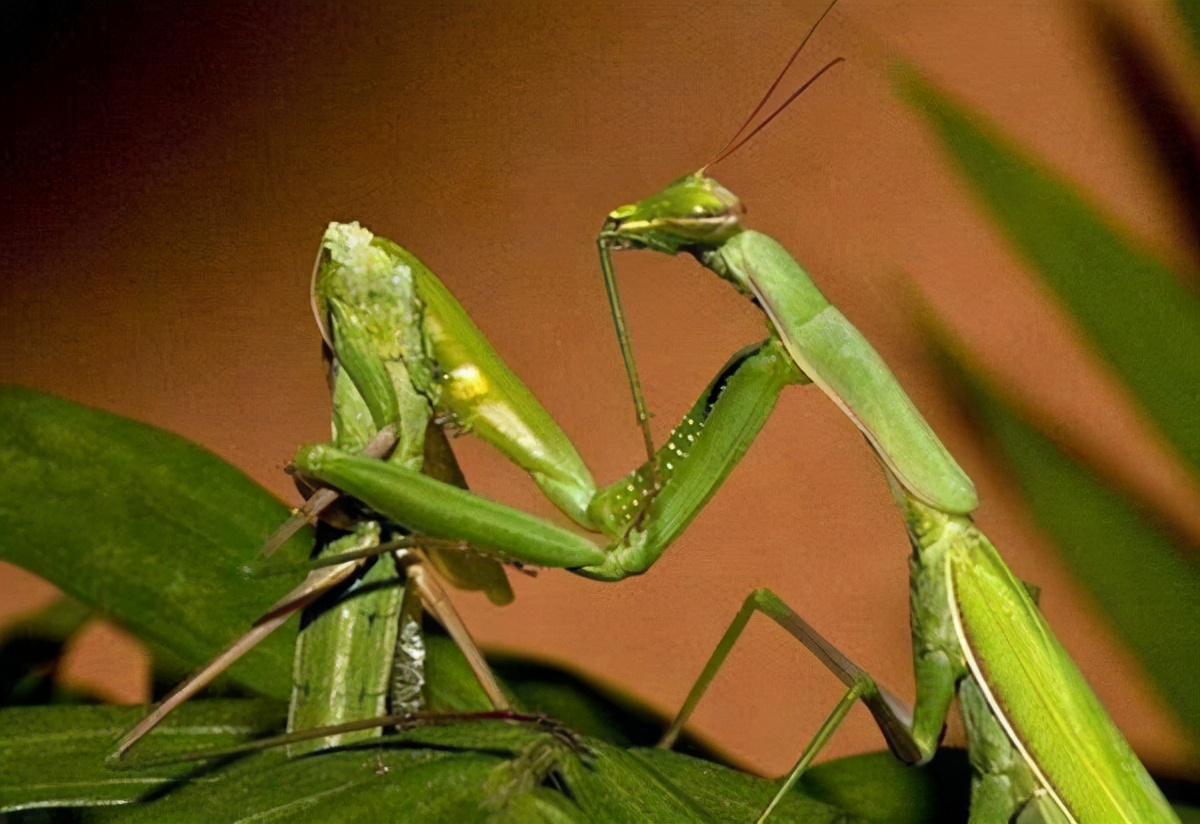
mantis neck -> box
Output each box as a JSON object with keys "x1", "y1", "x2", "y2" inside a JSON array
[{"x1": 886, "y1": 473, "x2": 977, "y2": 565}]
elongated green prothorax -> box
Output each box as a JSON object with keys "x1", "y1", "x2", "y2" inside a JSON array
[{"x1": 600, "y1": 175, "x2": 977, "y2": 515}]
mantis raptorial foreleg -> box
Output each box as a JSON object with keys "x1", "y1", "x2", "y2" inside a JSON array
[{"x1": 289, "y1": 335, "x2": 805, "y2": 583}]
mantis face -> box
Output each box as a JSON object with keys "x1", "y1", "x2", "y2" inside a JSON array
[
  {"x1": 596, "y1": 172, "x2": 749, "y2": 474},
  {"x1": 599, "y1": 171, "x2": 745, "y2": 255}
]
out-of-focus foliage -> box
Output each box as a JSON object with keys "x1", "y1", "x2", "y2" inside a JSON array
[
  {"x1": 1174, "y1": 0, "x2": 1200, "y2": 65},
  {"x1": 898, "y1": 0, "x2": 1200, "y2": 745}
]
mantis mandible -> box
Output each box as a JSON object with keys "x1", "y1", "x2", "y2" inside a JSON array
[{"x1": 591, "y1": 11, "x2": 1179, "y2": 822}]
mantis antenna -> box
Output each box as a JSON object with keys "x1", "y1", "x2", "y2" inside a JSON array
[
  {"x1": 600, "y1": 0, "x2": 844, "y2": 480},
  {"x1": 705, "y1": 0, "x2": 844, "y2": 170},
  {"x1": 704, "y1": 55, "x2": 845, "y2": 171}
]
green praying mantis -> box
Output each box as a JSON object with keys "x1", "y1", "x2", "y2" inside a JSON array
[
  {"x1": 111, "y1": 6, "x2": 1179, "y2": 822},
  {"x1": 600, "y1": 170, "x2": 1181, "y2": 822},
  {"x1": 586, "y1": 21, "x2": 1180, "y2": 824}
]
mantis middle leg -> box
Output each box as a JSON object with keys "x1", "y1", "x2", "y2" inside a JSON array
[{"x1": 657, "y1": 587, "x2": 1057, "y2": 824}]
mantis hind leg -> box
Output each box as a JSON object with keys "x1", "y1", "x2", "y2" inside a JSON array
[
  {"x1": 660, "y1": 588, "x2": 954, "y2": 822},
  {"x1": 404, "y1": 560, "x2": 510, "y2": 711}
]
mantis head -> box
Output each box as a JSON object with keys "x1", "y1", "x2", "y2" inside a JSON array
[
  {"x1": 596, "y1": 171, "x2": 746, "y2": 471},
  {"x1": 598, "y1": 171, "x2": 744, "y2": 256},
  {"x1": 597, "y1": 6, "x2": 843, "y2": 476}
]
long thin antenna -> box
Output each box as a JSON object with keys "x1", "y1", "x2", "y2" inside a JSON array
[
  {"x1": 708, "y1": 57, "x2": 844, "y2": 169},
  {"x1": 704, "y1": 0, "x2": 842, "y2": 169}
]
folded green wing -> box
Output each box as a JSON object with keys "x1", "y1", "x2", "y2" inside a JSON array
[{"x1": 950, "y1": 541, "x2": 1177, "y2": 823}]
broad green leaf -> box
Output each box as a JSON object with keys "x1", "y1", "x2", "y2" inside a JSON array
[
  {"x1": 1, "y1": 703, "x2": 852, "y2": 822},
  {"x1": 934, "y1": 343, "x2": 1200, "y2": 738},
  {"x1": 0, "y1": 700, "x2": 286, "y2": 811},
  {"x1": 7, "y1": 700, "x2": 1194, "y2": 821},
  {"x1": 0, "y1": 387, "x2": 313, "y2": 700},
  {"x1": 99, "y1": 745, "x2": 554, "y2": 824},
  {"x1": 797, "y1": 750, "x2": 971, "y2": 824},
  {"x1": 629, "y1": 746, "x2": 855, "y2": 823},
  {"x1": 898, "y1": 70, "x2": 1200, "y2": 479},
  {"x1": 390, "y1": 724, "x2": 735, "y2": 823}
]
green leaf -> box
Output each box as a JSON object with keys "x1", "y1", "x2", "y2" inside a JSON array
[
  {"x1": 0, "y1": 700, "x2": 286, "y2": 811},
  {"x1": 630, "y1": 746, "x2": 856, "y2": 824},
  {"x1": 1, "y1": 701, "x2": 854, "y2": 822},
  {"x1": 1176, "y1": 0, "x2": 1200, "y2": 64},
  {"x1": 898, "y1": 69, "x2": 1200, "y2": 478},
  {"x1": 798, "y1": 750, "x2": 971, "y2": 824},
  {"x1": 100, "y1": 722, "x2": 856, "y2": 824},
  {"x1": 934, "y1": 343, "x2": 1200, "y2": 738},
  {"x1": 0, "y1": 387, "x2": 313, "y2": 700},
  {"x1": 8, "y1": 700, "x2": 1194, "y2": 821}
]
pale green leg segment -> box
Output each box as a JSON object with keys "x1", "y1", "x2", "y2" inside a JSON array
[
  {"x1": 658, "y1": 588, "x2": 958, "y2": 822},
  {"x1": 294, "y1": 449, "x2": 607, "y2": 569}
]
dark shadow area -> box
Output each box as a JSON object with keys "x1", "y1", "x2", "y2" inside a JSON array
[{"x1": 1084, "y1": 0, "x2": 1200, "y2": 283}]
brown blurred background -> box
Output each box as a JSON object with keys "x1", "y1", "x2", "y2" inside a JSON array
[{"x1": 2, "y1": 0, "x2": 1197, "y2": 779}]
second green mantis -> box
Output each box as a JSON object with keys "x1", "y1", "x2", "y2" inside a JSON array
[
  {"x1": 277, "y1": 51, "x2": 1179, "y2": 824},
  {"x1": 597, "y1": 170, "x2": 1178, "y2": 822}
]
